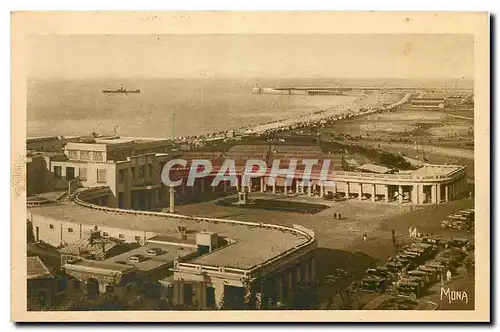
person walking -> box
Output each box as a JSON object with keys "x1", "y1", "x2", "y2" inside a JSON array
[
  {"x1": 408, "y1": 226, "x2": 413, "y2": 238},
  {"x1": 338, "y1": 213, "x2": 342, "y2": 220},
  {"x1": 446, "y1": 269, "x2": 452, "y2": 282},
  {"x1": 334, "y1": 213, "x2": 337, "y2": 220},
  {"x1": 363, "y1": 231, "x2": 367, "y2": 242}
]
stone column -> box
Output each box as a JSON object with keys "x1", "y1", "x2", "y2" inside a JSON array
[
  {"x1": 310, "y1": 257, "x2": 316, "y2": 281},
  {"x1": 398, "y1": 185, "x2": 403, "y2": 203},
  {"x1": 169, "y1": 186, "x2": 175, "y2": 213},
  {"x1": 437, "y1": 184, "x2": 441, "y2": 203},
  {"x1": 385, "y1": 185, "x2": 389, "y2": 203},
  {"x1": 419, "y1": 185, "x2": 425, "y2": 204},
  {"x1": 214, "y1": 283, "x2": 224, "y2": 309},
  {"x1": 303, "y1": 262, "x2": 310, "y2": 283},
  {"x1": 287, "y1": 270, "x2": 293, "y2": 300},
  {"x1": 445, "y1": 185, "x2": 449, "y2": 202},
  {"x1": 345, "y1": 182, "x2": 350, "y2": 197},
  {"x1": 276, "y1": 275, "x2": 283, "y2": 303},
  {"x1": 412, "y1": 185, "x2": 419, "y2": 205},
  {"x1": 256, "y1": 282, "x2": 264, "y2": 310},
  {"x1": 320, "y1": 181, "x2": 324, "y2": 197},
  {"x1": 260, "y1": 177, "x2": 265, "y2": 193},
  {"x1": 371, "y1": 184, "x2": 376, "y2": 202},
  {"x1": 359, "y1": 183, "x2": 363, "y2": 201},
  {"x1": 295, "y1": 180, "x2": 300, "y2": 194},
  {"x1": 272, "y1": 183, "x2": 276, "y2": 194},
  {"x1": 431, "y1": 185, "x2": 436, "y2": 203},
  {"x1": 308, "y1": 183, "x2": 313, "y2": 197},
  {"x1": 284, "y1": 182, "x2": 288, "y2": 195},
  {"x1": 235, "y1": 176, "x2": 240, "y2": 192}
]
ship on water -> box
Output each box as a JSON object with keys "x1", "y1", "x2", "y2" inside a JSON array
[{"x1": 102, "y1": 84, "x2": 140, "y2": 94}]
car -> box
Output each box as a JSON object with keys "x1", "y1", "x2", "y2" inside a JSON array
[
  {"x1": 450, "y1": 238, "x2": 472, "y2": 250},
  {"x1": 366, "y1": 267, "x2": 394, "y2": 280},
  {"x1": 128, "y1": 254, "x2": 146, "y2": 263},
  {"x1": 416, "y1": 235, "x2": 443, "y2": 246},
  {"x1": 322, "y1": 193, "x2": 335, "y2": 201},
  {"x1": 146, "y1": 247, "x2": 163, "y2": 256},
  {"x1": 417, "y1": 266, "x2": 440, "y2": 283},
  {"x1": 407, "y1": 270, "x2": 433, "y2": 286},
  {"x1": 391, "y1": 280, "x2": 421, "y2": 300},
  {"x1": 360, "y1": 276, "x2": 388, "y2": 293}
]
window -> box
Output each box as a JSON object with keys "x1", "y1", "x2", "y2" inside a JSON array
[
  {"x1": 66, "y1": 167, "x2": 75, "y2": 180},
  {"x1": 102, "y1": 232, "x2": 109, "y2": 237},
  {"x1": 118, "y1": 234, "x2": 125, "y2": 239},
  {"x1": 97, "y1": 169, "x2": 107, "y2": 183},
  {"x1": 118, "y1": 169, "x2": 125, "y2": 183},
  {"x1": 130, "y1": 167, "x2": 136, "y2": 179},
  {"x1": 68, "y1": 228, "x2": 74, "y2": 233},
  {"x1": 138, "y1": 166, "x2": 145, "y2": 179},
  {"x1": 54, "y1": 166, "x2": 62, "y2": 180},
  {"x1": 134, "y1": 236, "x2": 141, "y2": 242},
  {"x1": 79, "y1": 168, "x2": 87, "y2": 181},
  {"x1": 49, "y1": 224, "x2": 54, "y2": 229}
]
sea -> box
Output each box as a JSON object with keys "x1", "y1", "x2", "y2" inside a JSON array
[{"x1": 27, "y1": 77, "x2": 473, "y2": 138}]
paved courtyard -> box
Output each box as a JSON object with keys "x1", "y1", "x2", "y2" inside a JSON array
[{"x1": 174, "y1": 193, "x2": 474, "y2": 263}]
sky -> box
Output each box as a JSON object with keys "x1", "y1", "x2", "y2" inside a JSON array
[{"x1": 28, "y1": 34, "x2": 474, "y2": 79}]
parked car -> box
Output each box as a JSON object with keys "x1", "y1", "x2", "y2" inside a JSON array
[
  {"x1": 417, "y1": 266, "x2": 440, "y2": 283},
  {"x1": 128, "y1": 254, "x2": 147, "y2": 263},
  {"x1": 146, "y1": 247, "x2": 163, "y2": 256},
  {"x1": 450, "y1": 238, "x2": 472, "y2": 251},
  {"x1": 360, "y1": 276, "x2": 388, "y2": 293},
  {"x1": 391, "y1": 280, "x2": 421, "y2": 300}
]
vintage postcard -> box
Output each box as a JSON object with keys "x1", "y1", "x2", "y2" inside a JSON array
[{"x1": 11, "y1": 11, "x2": 490, "y2": 322}]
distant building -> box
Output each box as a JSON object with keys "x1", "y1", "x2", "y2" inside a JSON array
[
  {"x1": 26, "y1": 136, "x2": 173, "y2": 210},
  {"x1": 411, "y1": 95, "x2": 446, "y2": 109}
]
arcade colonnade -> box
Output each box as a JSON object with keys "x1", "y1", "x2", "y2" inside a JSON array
[{"x1": 164, "y1": 171, "x2": 469, "y2": 206}]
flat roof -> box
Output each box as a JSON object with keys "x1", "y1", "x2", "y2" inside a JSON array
[
  {"x1": 66, "y1": 258, "x2": 135, "y2": 274},
  {"x1": 103, "y1": 243, "x2": 197, "y2": 272},
  {"x1": 29, "y1": 202, "x2": 308, "y2": 270},
  {"x1": 409, "y1": 165, "x2": 463, "y2": 177},
  {"x1": 357, "y1": 163, "x2": 393, "y2": 174}
]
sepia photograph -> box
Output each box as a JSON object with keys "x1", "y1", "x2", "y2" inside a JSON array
[{"x1": 11, "y1": 11, "x2": 490, "y2": 322}]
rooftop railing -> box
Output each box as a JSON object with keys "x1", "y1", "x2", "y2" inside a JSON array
[{"x1": 71, "y1": 187, "x2": 316, "y2": 279}]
